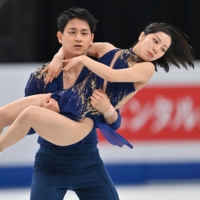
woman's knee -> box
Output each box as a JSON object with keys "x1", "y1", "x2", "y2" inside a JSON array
[{"x1": 18, "y1": 106, "x2": 39, "y2": 122}]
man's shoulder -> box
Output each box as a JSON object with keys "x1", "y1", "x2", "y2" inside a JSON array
[
  {"x1": 25, "y1": 62, "x2": 62, "y2": 95},
  {"x1": 31, "y1": 63, "x2": 49, "y2": 80}
]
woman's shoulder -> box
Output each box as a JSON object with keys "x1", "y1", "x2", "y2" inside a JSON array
[
  {"x1": 96, "y1": 42, "x2": 117, "y2": 57},
  {"x1": 88, "y1": 42, "x2": 118, "y2": 58},
  {"x1": 98, "y1": 48, "x2": 120, "y2": 61}
]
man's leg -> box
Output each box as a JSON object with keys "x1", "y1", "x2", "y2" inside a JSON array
[
  {"x1": 74, "y1": 150, "x2": 119, "y2": 200},
  {"x1": 30, "y1": 150, "x2": 68, "y2": 200}
]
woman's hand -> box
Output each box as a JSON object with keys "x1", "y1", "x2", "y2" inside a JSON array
[
  {"x1": 42, "y1": 97, "x2": 60, "y2": 113},
  {"x1": 42, "y1": 57, "x2": 63, "y2": 84},
  {"x1": 90, "y1": 90, "x2": 111, "y2": 113},
  {"x1": 62, "y1": 56, "x2": 83, "y2": 71}
]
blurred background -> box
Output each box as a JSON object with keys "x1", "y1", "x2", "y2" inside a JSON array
[
  {"x1": 0, "y1": 0, "x2": 200, "y2": 199},
  {"x1": 1, "y1": 0, "x2": 200, "y2": 62}
]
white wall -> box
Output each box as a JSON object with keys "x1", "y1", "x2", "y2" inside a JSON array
[
  {"x1": 0, "y1": 62, "x2": 200, "y2": 166},
  {"x1": 0, "y1": 63, "x2": 200, "y2": 187}
]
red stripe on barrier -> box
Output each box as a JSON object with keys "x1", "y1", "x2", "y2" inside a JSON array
[{"x1": 98, "y1": 86, "x2": 200, "y2": 141}]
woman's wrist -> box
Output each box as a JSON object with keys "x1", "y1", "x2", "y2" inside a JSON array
[
  {"x1": 80, "y1": 55, "x2": 86, "y2": 65},
  {"x1": 53, "y1": 56, "x2": 63, "y2": 60},
  {"x1": 54, "y1": 52, "x2": 64, "y2": 60},
  {"x1": 103, "y1": 105, "x2": 115, "y2": 118}
]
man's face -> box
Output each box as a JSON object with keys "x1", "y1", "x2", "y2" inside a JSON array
[{"x1": 57, "y1": 18, "x2": 94, "y2": 58}]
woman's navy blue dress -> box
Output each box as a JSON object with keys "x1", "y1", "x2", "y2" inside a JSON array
[{"x1": 51, "y1": 48, "x2": 141, "y2": 149}]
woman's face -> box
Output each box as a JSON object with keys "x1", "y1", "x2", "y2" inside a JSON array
[{"x1": 134, "y1": 31, "x2": 171, "y2": 61}]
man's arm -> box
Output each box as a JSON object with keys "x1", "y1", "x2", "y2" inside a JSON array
[
  {"x1": 105, "y1": 109, "x2": 121, "y2": 131},
  {"x1": 91, "y1": 90, "x2": 121, "y2": 130}
]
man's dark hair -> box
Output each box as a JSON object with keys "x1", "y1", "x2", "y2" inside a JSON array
[{"x1": 57, "y1": 7, "x2": 98, "y2": 34}]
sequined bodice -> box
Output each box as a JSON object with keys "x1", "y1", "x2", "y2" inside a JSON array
[{"x1": 51, "y1": 48, "x2": 143, "y2": 122}]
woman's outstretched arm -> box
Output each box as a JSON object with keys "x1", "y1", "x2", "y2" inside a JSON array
[
  {"x1": 63, "y1": 55, "x2": 155, "y2": 84},
  {"x1": 0, "y1": 105, "x2": 93, "y2": 151},
  {"x1": 42, "y1": 43, "x2": 115, "y2": 84}
]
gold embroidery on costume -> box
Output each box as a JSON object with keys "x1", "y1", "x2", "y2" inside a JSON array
[
  {"x1": 26, "y1": 63, "x2": 49, "y2": 92},
  {"x1": 69, "y1": 48, "x2": 143, "y2": 120},
  {"x1": 76, "y1": 73, "x2": 102, "y2": 120},
  {"x1": 114, "y1": 92, "x2": 135, "y2": 110},
  {"x1": 112, "y1": 49, "x2": 143, "y2": 110},
  {"x1": 27, "y1": 49, "x2": 144, "y2": 122},
  {"x1": 119, "y1": 49, "x2": 143, "y2": 66},
  {"x1": 58, "y1": 70, "x2": 103, "y2": 121}
]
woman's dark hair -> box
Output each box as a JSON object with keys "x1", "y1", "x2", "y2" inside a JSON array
[
  {"x1": 137, "y1": 23, "x2": 194, "y2": 72},
  {"x1": 57, "y1": 7, "x2": 98, "y2": 34}
]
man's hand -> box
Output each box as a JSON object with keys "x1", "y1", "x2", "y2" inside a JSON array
[
  {"x1": 42, "y1": 98, "x2": 60, "y2": 113},
  {"x1": 90, "y1": 90, "x2": 111, "y2": 113}
]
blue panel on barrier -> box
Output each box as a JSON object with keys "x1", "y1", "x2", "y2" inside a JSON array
[
  {"x1": 0, "y1": 163, "x2": 200, "y2": 187},
  {"x1": 149, "y1": 163, "x2": 200, "y2": 180},
  {"x1": 105, "y1": 163, "x2": 200, "y2": 184},
  {"x1": 0, "y1": 166, "x2": 33, "y2": 188}
]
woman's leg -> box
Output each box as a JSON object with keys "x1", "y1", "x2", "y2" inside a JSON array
[
  {"x1": 0, "y1": 106, "x2": 93, "y2": 151},
  {"x1": 0, "y1": 94, "x2": 50, "y2": 133}
]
